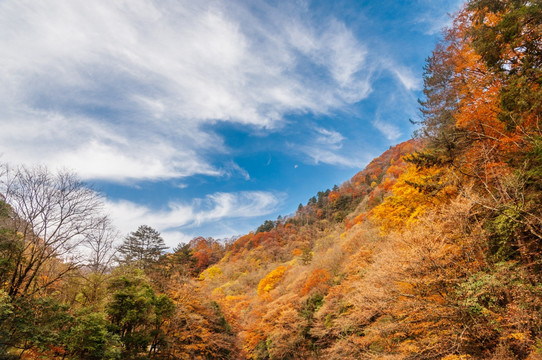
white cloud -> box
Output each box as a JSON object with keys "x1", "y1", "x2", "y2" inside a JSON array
[
  {"x1": 299, "y1": 146, "x2": 365, "y2": 168},
  {"x1": 0, "y1": 0, "x2": 375, "y2": 182},
  {"x1": 159, "y1": 231, "x2": 193, "y2": 248},
  {"x1": 293, "y1": 126, "x2": 365, "y2": 168},
  {"x1": 372, "y1": 120, "x2": 402, "y2": 141},
  {"x1": 315, "y1": 127, "x2": 345, "y2": 148},
  {"x1": 105, "y1": 190, "x2": 282, "y2": 247},
  {"x1": 0, "y1": 108, "x2": 221, "y2": 182},
  {"x1": 376, "y1": 57, "x2": 422, "y2": 92},
  {"x1": 414, "y1": 0, "x2": 464, "y2": 35},
  {"x1": 220, "y1": 161, "x2": 250, "y2": 181},
  {"x1": 323, "y1": 21, "x2": 370, "y2": 92},
  {"x1": 389, "y1": 65, "x2": 422, "y2": 91}
]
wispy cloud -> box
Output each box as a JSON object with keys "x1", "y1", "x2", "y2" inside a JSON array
[
  {"x1": 293, "y1": 126, "x2": 365, "y2": 168},
  {"x1": 0, "y1": 0, "x2": 375, "y2": 182},
  {"x1": 372, "y1": 120, "x2": 402, "y2": 141},
  {"x1": 315, "y1": 127, "x2": 345, "y2": 148},
  {"x1": 413, "y1": 0, "x2": 464, "y2": 35},
  {"x1": 220, "y1": 161, "x2": 250, "y2": 181},
  {"x1": 388, "y1": 65, "x2": 423, "y2": 91},
  {"x1": 299, "y1": 147, "x2": 366, "y2": 168},
  {"x1": 105, "y1": 190, "x2": 282, "y2": 247}
]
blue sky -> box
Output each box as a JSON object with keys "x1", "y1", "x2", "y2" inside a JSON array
[{"x1": 0, "y1": 0, "x2": 463, "y2": 247}]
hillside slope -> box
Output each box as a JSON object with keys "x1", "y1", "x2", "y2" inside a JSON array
[
  {"x1": 1, "y1": 0, "x2": 541, "y2": 359},
  {"x1": 196, "y1": 0, "x2": 542, "y2": 357}
]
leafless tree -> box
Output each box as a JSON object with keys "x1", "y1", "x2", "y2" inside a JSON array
[
  {"x1": 0, "y1": 163, "x2": 107, "y2": 298},
  {"x1": 83, "y1": 217, "x2": 119, "y2": 274},
  {"x1": 75, "y1": 217, "x2": 120, "y2": 304}
]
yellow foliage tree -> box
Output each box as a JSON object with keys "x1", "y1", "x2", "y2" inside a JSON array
[
  {"x1": 371, "y1": 164, "x2": 455, "y2": 232},
  {"x1": 199, "y1": 264, "x2": 223, "y2": 281},
  {"x1": 257, "y1": 266, "x2": 287, "y2": 299}
]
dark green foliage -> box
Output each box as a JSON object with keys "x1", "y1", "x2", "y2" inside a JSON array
[
  {"x1": 148, "y1": 294, "x2": 174, "y2": 357},
  {"x1": 469, "y1": 0, "x2": 542, "y2": 137},
  {"x1": 456, "y1": 262, "x2": 542, "y2": 357},
  {"x1": 469, "y1": 0, "x2": 542, "y2": 76},
  {"x1": 106, "y1": 268, "x2": 174, "y2": 359},
  {"x1": 481, "y1": 137, "x2": 542, "y2": 266},
  {"x1": 207, "y1": 301, "x2": 235, "y2": 360},
  {"x1": 317, "y1": 190, "x2": 330, "y2": 208},
  {"x1": 154, "y1": 294, "x2": 175, "y2": 324},
  {"x1": 210, "y1": 300, "x2": 232, "y2": 335},
  {"x1": 499, "y1": 75, "x2": 542, "y2": 128},
  {"x1": 107, "y1": 270, "x2": 156, "y2": 356},
  {"x1": 404, "y1": 151, "x2": 442, "y2": 169},
  {"x1": 257, "y1": 220, "x2": 276, "y2": 234},
  {"x1": 171, "y1": 242, "x2": 198, "y2": 276},
  {"x1": 0, "y1": 290, "x2": 13, "y2": 353},
  {"x1": 417, "y1": 41, "x2": 456, "y2": 137},
  {"x1": 296, "y1": 186, "x2": 362, "y2": 226},
  {"x1": 65, "y1": 310, "x2": 120, "y2": 360},
  {"x1": 331, "y1": 194, "x2": 353, "y2": 217},
  {"x1": 299, "y1": 294, "x2": 324, "y2": 322},
  {"x1": 301, "y1": 248, "x2": 313, "y2": 265},
  {"x1": 118, "y1": 225, "x2": 167, "y2": 270},
  {"x1": 0, "y1": 200, "x2": 9, "y2": 218},
  {"x1": 254, "y1": 340, "x2": 270, "y2": 360},
  {"x1": 524, "y1": 137, "x2": 542, "y2": 191},
  {"x1": 0, "y1": 295, "x2": 72, "y2": 355},
  {"x1": 486, "y1": 206, "x2": 521, "y2": 262},
  {"x1": 0, "y1": 228, "x2": 22, "y2": 289},
  {"x1": 299, "y1": 294, "x2": 325, "y2": 354},
  {"x1": 416, "y1": 38, "x2": 470, "y2": 167}
]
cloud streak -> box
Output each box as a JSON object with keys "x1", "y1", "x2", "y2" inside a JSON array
[
  {"x1": 372, "y1": 120, "x2": 403, "y2": 141},
  {"x1": 292, "y1": 126, "x2": 366, "y2": 168},
  {"x1": 106, "y1": 190, "x2": 282, "y2": 247},
  {"x1": 0, "y1": 0, "x2": 375, "y2": 183}
]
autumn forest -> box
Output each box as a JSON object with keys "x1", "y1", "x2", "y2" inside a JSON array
[{"x1": 1, "y1": 0, "x2": 542, "y2": 359}]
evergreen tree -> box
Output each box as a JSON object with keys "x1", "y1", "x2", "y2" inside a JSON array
[
  {"x1": 106, "y1": 268, "x2": 173, "y2": 358},
  {"x1": 118, "y1": 225, "x2": 167, "y2": 269},
  {"x1": 171, "y1": 243, "x2": 197, "y2": 276},
  {"x1": 256, "y1": 220, "x2": 275, "y2": 233}
]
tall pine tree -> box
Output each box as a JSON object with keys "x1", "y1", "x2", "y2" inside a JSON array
[{"x1": 117, "y1": 225, "x2": 167, "y2": 269}]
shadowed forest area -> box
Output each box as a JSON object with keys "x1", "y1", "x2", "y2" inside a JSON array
[{"x1": 1, "y1": 0, "x2": 542, "y2": 359}]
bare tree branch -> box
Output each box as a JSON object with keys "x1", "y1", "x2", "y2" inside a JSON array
[{"x1": 0, "y1": 164, "x2": 108, "y2": 298}]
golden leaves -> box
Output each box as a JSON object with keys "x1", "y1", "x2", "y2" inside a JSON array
[{"x1": 257, "y1": 265, "x2": 287, "y2": 299}]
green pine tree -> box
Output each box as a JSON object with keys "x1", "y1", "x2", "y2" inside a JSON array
[{"x1": 117, "y1": 225, "x2": 167, "y2": 269}]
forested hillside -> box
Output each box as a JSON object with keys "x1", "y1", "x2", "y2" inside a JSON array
[{"x1": 1, "y1": 0, "x2": 542, "y2": 359}]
